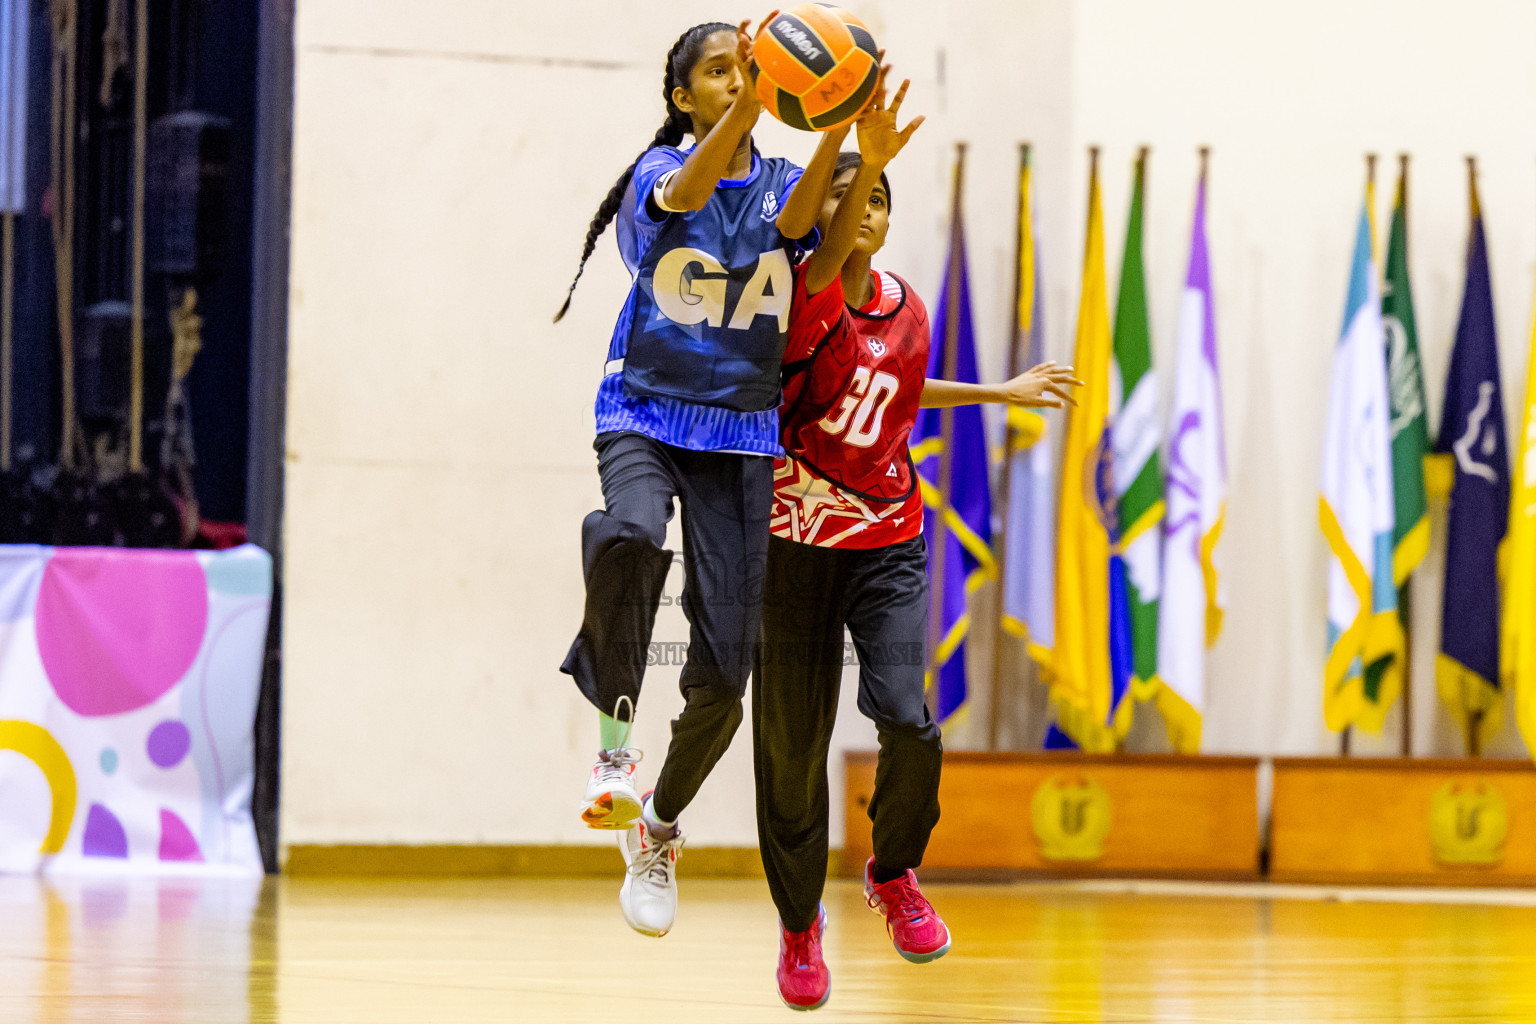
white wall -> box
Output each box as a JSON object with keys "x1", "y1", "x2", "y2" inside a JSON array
[
  {"x1": 282, "y1": 0, "x2": 1536, "y2": 850},
  {"x1": 1060, "y1": 0, "x2": 1536, "y2": 760}
]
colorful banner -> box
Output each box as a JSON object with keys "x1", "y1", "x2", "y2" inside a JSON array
[
  {"x1": 1510, "y1": 272, "x2": 1536, "y2": 758},
  {"x1": 1111, "y1": 150, "x2": 1163, "y2": 709},
  {"x1": 1434, "y1": 179, "x2": 1510, "y2": 754},
  {"x1": 913, "y1": 157, "x2": 993, "y2": 724},
  {"x1": 1000, "y1": 146, "x2": 1057, "y2": 675},
  {"x1": 1154, "y1": 159, "x2": 1225, "y2": 754},
  {"x1": 1049, "y1": 155, "x2": 1128, "y2": 752},
  {"x1": 1375, "y1": 163, "x2": 1430, "y2": 720},
  {"x1": 1319, "y1": 184, "x2": 1400, "y2": 734},
  {"x1": 0, "y1": 544, "x2": 270, "y2": 875},
  {"x1": 1383, "y1": 165, "x2": 1431, "y2": 588}
]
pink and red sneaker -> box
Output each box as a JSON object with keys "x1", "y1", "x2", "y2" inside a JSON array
[
  {"x1": 777, "y1": 908, "x2": 830, "y2": 1011},
  {"x1": 864, "y1": 858, "x2": 951, "y2": 963}
]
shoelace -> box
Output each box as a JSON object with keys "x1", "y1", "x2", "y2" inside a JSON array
[
  {"x1": 628, "y1": 828, "x2": 683, "y2": 887},
  {"x1": 868, "y1": 876, "x2": 931, "y2": 933},
  {"x1": 783, "y1": 926, "x2": 819, "y2": 968},
  {"x1": 595, "y1": 746, "x2": 642, "y2": 782},
  {"x1": 612, "y1": 695, "x2": 636, "y2": 751}
]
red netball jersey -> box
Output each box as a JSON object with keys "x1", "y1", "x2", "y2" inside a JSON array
[{"x1": 774, "y1": 264, "x2": 929, "y2": 548}]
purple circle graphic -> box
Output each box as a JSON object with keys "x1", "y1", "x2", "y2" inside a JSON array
[
  {"x1": 147, "y1": 720, "x2": 192, "y2": 768},
  {"x1": 36, "y1": 549, "x2": 207, "y2": 717},
  {"x1": 82, "y1": 803, "x2": 128, "y2": 859}
]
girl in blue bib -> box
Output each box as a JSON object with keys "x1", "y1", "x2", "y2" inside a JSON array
[{"x1": 553, "y1": 19, "x2": 850, "y2": 938}]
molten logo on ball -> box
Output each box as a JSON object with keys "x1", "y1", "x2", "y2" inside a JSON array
[{"x1": 773, "y1": 22, "x2": 823, "y2": 62}]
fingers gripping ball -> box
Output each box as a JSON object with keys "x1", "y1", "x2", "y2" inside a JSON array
[{"x1": 752, "y1": 4, "x2": 879, "y2": 131}]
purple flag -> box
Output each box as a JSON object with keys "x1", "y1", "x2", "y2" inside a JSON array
[{"x1": 1154, "y1": 164, "x2": 1226, "y2": 752}]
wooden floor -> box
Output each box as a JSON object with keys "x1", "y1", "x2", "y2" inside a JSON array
[{"x1": 4, "y1": 874, "x2": 1536, "y2": 1022}]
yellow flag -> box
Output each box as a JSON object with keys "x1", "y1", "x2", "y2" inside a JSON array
[
  {"x1": 1050, "y1": 156, "x2": 1117, "y2": 751},
  {"x1": 1509, "y1": 282, "x2": 1536, "y2": 756}
]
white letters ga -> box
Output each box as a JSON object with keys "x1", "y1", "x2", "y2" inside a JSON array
[{"x1": 652, "y1": 248, "x2": 791, "y2": 331}]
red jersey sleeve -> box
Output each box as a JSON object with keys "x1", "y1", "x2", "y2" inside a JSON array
[{"x1": 784, "y1": 262, "x2": 848, "y2": 364}]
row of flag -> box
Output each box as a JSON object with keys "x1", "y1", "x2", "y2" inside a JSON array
[
  {"x1": 1326, "y1": 157, "x2": 1536, "y2": 756},
  {"x1": 915, "y1": 144, "x2": 1536, "y2": 760},
  {"x1": 913, "y1": 144, "x2": 1227, "y2": 754},
  {"x1": 1042, "y1": 148, "x2": 1227, "y2": 753}
]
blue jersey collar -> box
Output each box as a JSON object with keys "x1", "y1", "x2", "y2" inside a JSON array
[{"x1": 677, "y1": 142, "x2": 761, "y2": 188}]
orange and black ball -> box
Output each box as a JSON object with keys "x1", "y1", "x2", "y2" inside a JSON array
[{"x1": 752, "y1": 4, "x2": 880, "y2": 132}]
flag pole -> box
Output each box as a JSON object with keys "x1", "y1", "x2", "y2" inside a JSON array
[
  {"x1": 1398, "y1": 151, "x2": 1414, "y2": 760},
  {"x1": 1464, "y1": 152, "x2": 1483, "y2": 758},
  {"x1": 926, "y1": 142, "x2": 967, "y2": 715},
  {"x1": 987, "y1": 142, "x2": 1031, "y2": 751}
]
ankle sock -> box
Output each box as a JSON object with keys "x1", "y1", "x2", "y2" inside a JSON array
[
  {"x1": 600, "y1": 696, "x2": 636, "y2": 752},
  {"x1": 870, "y1": 862, "x2": 905, "y2": 885},
  {"x1": 598, "y1": 712, "x2": 621, "y2": 751},
  {"x1": 643, "y1": 794, "x2": 678, "y2": 838}
]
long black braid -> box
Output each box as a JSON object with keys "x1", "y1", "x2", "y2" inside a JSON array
[{"x1": 553, "y1": 21, "x2": 735, "y2": 323}]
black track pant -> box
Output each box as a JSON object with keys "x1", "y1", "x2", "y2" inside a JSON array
[
  {"x1": 561, "y1": 431, "x2": 772, "y2": 823},
  {"x1": 753, "y1": 534, "x2": 942, "y2": 933}
]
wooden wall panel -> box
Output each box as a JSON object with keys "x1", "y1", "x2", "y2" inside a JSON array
[
  {"x1": 843, "y1": 752, "x2": 1260, "y2": 879},
  {"x1": 1271, "y1": 758, "x2": 1536, "y2": 886}
]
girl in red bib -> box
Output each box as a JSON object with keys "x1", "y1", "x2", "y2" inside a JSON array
[{"x1": 757, "y1": 89, "x2": 1078, "y2": 1010}]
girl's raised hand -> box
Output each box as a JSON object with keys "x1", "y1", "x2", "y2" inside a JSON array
[
  {"x1": 999, "y1": 362, "x2": 1083, "y2": 409},
  {"x1": 854, "y1": 72, "x2": 923, "y2": 168},
  {"x1": 729, "y1": 18, "x2": 765, "y2": 124},
  {"x1": 749, "y1": 10, "x2": 781, "y2": 48},
  {"x1": 736, "y1": 18, "x2": 755, "y2": 63}
]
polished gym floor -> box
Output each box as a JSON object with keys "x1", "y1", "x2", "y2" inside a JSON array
[{"x1": 2, "y1": 873, "x2": 1535, "y2": 1022}]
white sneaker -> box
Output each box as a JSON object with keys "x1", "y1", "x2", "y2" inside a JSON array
[
  {"x1": 619, "y1": 803, "x2": 683, "y2": 937},
  {"x1": 581, "y1": 748, "x2": 642, "y2": 830}
]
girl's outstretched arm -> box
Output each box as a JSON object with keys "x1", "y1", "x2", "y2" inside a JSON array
[
  {"x1": 776, "y1": 124, "x2": 851, "y2": 242},
  {"x1": 919, "y1": 363, "x2": 1082, "y2": 409},
  {"x1": 803, "y1": 75, "x2": 923, "y2": 295}
]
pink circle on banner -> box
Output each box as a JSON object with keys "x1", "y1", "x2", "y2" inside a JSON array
[{"x1": 36, "y1": 549, "x2": 208, "y2": 717}]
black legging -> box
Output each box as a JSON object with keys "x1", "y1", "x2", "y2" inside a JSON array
[
  {"x1": 753, "y1": 534, "x2": 942, "y2": 933},
  {"x1": 561, "y1": 430, "x2": 773, "y2": 823}
]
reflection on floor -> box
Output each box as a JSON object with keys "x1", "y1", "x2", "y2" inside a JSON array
[{"x1": 2, "y1": 874, "x2": 1536, "y2": 1022}]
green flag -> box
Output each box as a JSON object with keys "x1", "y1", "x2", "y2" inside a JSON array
[
  {"x1": 1111, "y1": 150, "x2": 1163, "y2": 700},
  {"x1": 1383, "y1": 164, "x2": 1431, "y2": 584},
  {"x1": 1371, "y1": 161, "x2": 1429, "y2": 710}
]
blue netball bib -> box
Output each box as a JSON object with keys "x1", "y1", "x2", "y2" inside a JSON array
[{"x1": 619, "y1": 149, "x2": 807, "y2": 414}]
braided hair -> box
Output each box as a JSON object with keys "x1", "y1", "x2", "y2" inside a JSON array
[
  {"x1": 832, "y1": 151, "x2": 892, "y2": 210},
  {"x1": 553, "y1": 21, "x2": 736, "y2": 323}
]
